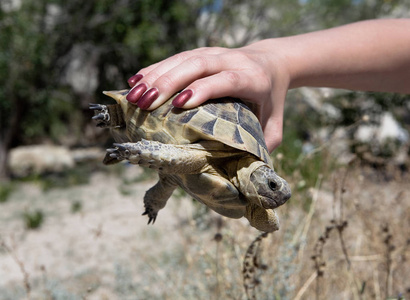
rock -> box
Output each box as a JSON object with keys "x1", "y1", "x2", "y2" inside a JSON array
[
  {"x1": 378, "y1": 112, "x2": 408, "y2": 143},
  {"x1": 8, "y1": 145, "x2": 74, "y2": 177},
  {"x1": 355, "y1": 111, "x2": 409, "y2": 144},
  {"x1": 70, "y1": 147, "x2": 105, "y2": 163}
]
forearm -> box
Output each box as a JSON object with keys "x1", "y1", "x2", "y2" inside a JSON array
[
  {"x1": 258, "y1": 19, "x2": 410, "y2": 93},
  {"x1": 125, "y1": 19, "x2": 409, "y2": 150}
]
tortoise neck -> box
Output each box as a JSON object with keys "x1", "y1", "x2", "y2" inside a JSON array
[{"x1": 228, "y1": 156, "x2": 266, "y2": 207}]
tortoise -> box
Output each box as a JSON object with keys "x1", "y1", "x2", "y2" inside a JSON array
[{"x1": 90, "y1": 90, "x2": 291, "y2": 232}]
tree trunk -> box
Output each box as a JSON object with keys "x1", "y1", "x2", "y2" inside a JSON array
[
  {"x1": 0, "y1": 96, "x2": 24, "y2": 180},
  {"x1": 0, "y1": 139, "x2": 9, "y2": 180}
]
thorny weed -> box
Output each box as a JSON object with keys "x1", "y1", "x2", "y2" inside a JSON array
[
  {"x1": 311, "y1": 164, "x2": 362, "y2": 300},
  {"x1": 381, "y1": 223, "x2": 395, "y2": 300},
  {"x1": 331, "y1": 164, "x2": 369, "y2": 299},
  {"x1": 212, "y1": 216, "x2": 224, "y2": 297},
  {"x1": 0, "y1": 236, "x2": 31, "y2": 300},
  {"x1": 242, "y1": 232, "x2": 269, "y2": 300}
]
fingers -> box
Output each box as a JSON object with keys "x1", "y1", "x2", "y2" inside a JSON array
[
  {"x1": 125, "y1": 48, "x2": 271, "y2": 110},
  {"x1": 127, "y1": 60, "x2": 163, "y2": 87},
  {"x1": 141, "y1": 54, "x2": 223, "y2": 109},
  {"x1": 260, "y1": 89, "x2": 287, "y2": 152},
  {"x1": 263, "y1": 117, "x2": 284, "y2": 153},
  {"x1": 171, "y1": 70, "x2": 269, "y2": 108},
  {"x1": 126, "y1": 48, "x2": 225, "y2": 108}
]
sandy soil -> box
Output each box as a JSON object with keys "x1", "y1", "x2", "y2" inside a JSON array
[
  {"x1": 0, "y1": 166, "x2": 206, "y2": 299},
  {"x1": 1, "y1": 165, "x2": 409, "y2": 300}
]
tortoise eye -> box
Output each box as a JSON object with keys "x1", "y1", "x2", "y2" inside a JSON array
[{"x1": 268, "y1": 180, "x2": 277, "y2": 191}]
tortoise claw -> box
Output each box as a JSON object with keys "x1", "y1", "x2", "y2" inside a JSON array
[
  {"x1": 90, "y1": 103, "x2": 110, "y2": 127},
  {"x1": 109, "y1": 153, "x2": 121, "y2": 160},
  {"x1": 89, "y1": 103, "x2": 105, "y2": 110},
  {"x1": 113, "y1": 143, "x2": 127, "y2": 151},
  {"x1": 142, "y1": 209, "x2": 157, "y2": 225},
  {"x1": 106, "y1": 144, "x2": 129, "y2": 161},
  {"x1": 92, "y1": 113, "x2": 106, "y2": 121}
]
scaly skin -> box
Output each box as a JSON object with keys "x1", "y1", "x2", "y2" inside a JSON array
[
  {"x1": 107, "y1": 140, "x2": 287, "y2": 232},
  {"x1": 91, "y1": 90, "x2": 292, "y2": 232}
]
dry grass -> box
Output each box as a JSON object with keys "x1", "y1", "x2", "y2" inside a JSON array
[{"x1": 0, "y1": 155, "x2": 409, "y2": 299}]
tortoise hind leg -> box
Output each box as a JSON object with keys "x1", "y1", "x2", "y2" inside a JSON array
[
  {"x1": 90, "y1": 103, "x2": 125, "y2": 128},
  {"x1": 107, "y1": 139, "x2": 209, "y2": 173},
  {"x1": 143, "y1": 174, "x2": 177, "y2": 224}
]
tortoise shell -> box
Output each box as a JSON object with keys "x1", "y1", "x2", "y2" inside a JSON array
[{"x1": 104, "y1": 90, "x2": 272, "y2": 167}]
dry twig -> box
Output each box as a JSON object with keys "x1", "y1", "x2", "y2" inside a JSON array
[
  {"x1": 243, "y1": 232, "x2": 269, "y2": 300},
  {"x1": 1, "y1": 236, "x2": 31, "y2": 300},
  {"x1": 381, "y1": 223, "x2": 395, "y2": 299}
]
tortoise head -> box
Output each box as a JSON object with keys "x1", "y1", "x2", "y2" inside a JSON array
[
  {"x1": 236, "y1": 158, "x2": 291, "y2": 210},
  {"x1": 250, "y1": 164, "x2": 291, "y2": 209}
]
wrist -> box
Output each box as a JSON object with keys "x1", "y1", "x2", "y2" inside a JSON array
[
  {"x1": 244, "y1": 39, "x2": 293, "y2": 93},
  {"x1": 264, "y1": 35, "x2": 327, "y2": 90}
]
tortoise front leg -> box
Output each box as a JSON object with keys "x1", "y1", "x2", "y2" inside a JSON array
[
  {"x1": 143, "y1": 174, "x2": 177, "y2": 224},
  {"x1": 107, "y1": 139, "x2": 208, "y2": 173},
  {"x1": 244, "y1": 204, "x2": 280, "y2": 232}
]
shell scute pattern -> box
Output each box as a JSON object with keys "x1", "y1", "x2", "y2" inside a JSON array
[
  {"x1": 111, "y1": 93, "x2": 270, "y2": 165},
  {"x1": 171, "y1": 108, "x2": 197, "y2": 124},
  {"x1": 233, "y1": 127, "x2": 244, "y2": 144},
  {"x1": 165, "y1": 98, "x2": 271, "y2": 166},
  {"x1": 200, "y1": 118, "x2": 217, "y2": 136}
]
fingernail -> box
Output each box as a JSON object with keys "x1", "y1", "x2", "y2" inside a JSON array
[
  {"x1": 172, "y1": 89, "x2": 193, "y2": 107},
  {"x1": 127, "y1": 74, "x2": 143, "y2": 87},
  {"x1": 138, "y1": 88, "x2": 159, "y2": 109},
  {"x1": 126, "y1": 83, "x2": 147, "y2": 103}
]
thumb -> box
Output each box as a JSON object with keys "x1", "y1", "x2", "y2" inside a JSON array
[{"x1": 263, "y1": 116, "x2": 283, "y2": 153}]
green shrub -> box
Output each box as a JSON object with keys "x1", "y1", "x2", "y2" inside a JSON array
[
  {"x1": 0, "y1": 183, "x2": 14, "y2": 203},
  {"x1": 23, "y1": 210, "x2": 44, "y2": 229},
  {"x1": 71, "y1": 200, "x2": 83, "y2": 213}
]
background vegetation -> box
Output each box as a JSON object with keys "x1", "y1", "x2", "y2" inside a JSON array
[
  {"x1": 1, "y1": 0, "x2": 409, "y2": 177},
  {"x1": 0, "y1": 0, "x2": 409, "y2": 299}
]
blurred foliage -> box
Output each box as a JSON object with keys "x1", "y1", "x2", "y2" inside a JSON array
[
  {"x1": 323, "y1": 91, "x2": 410, "y2": 165},
  {"x1": 0, "y1": 183, "x2": 14, "y2": 203},
  {"x1": 22, "y1": 209, "x2": 44, "y2": 229},
  {"x1": 1, "y1": 0, "x2": 409, "y2": 179},
  {"x1": 14, "y1": 163, "x2": 98, "y2": 191},
  {"x1": 70, "y1": 200, "x2": 83, "y2": 213},
  {"x1": 197, "y1": 0, "x2": 406, "y2": 46},
  {"x1": 275, "y1": 102, "x2": 337, "y2": 196},
  {"x1": 0, "y1": 0, "x2": 202, "y2": 177}
]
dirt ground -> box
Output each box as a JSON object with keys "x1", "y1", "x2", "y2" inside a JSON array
[
  {"x1": 0, "y1": 164, "x2": 409, "y2": 300},
  {"x1": 0, "y1": 165, "x2": 254, "y2": 299}
]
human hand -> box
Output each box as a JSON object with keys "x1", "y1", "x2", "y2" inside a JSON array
[
  {"x1": 125, "y1": 19, "x2": 410, "y2": 153},
  {"x1": 125, "y1": 42, "x2": 291, "y2": 152}
]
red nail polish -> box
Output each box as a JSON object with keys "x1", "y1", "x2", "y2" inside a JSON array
[
  {"x1": 127, "y1": 74, "x2": 143, "y2": 87},
  {"x1": 138, "y1": 88, "x2": 159, "y2": 109},
  {"x1": 172, "y1": 89, "x2": 193, "y2": 107},
  {"x1": 126, "y1": 83, "x2": 147, "y2": 103}
]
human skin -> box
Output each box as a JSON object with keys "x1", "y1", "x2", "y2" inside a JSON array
[{"x1": 125, "y1": 19, "x2": 410, "y2": 152}]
